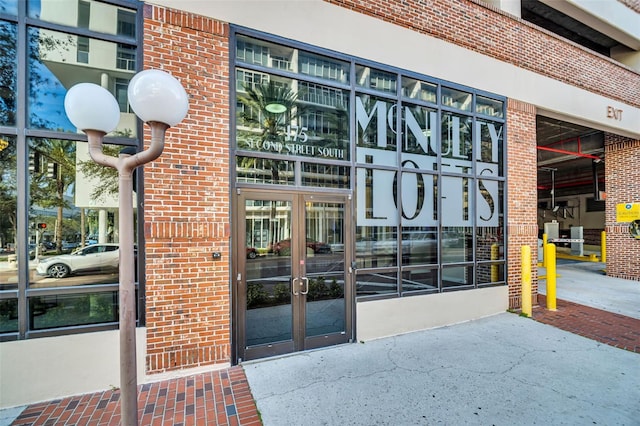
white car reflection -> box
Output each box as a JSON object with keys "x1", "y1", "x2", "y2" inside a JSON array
[{"x1": 36, "y1": 244, "x2": 120, "y2": 278}]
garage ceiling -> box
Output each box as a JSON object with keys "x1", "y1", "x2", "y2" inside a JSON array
[{"x1": 536, "y1": 116, "x2": 605, "y2": 199}]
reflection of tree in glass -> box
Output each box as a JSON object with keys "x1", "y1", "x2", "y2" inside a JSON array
[
  {"x1": 0, "y1": 21, "x2": 17, "y2": 126},
  {"x1": 30, "y1": 139, "x2": 75, "y2": 252},
  {"x1": 238, "y1": 81, "x2": 302, "y2": 143},
  {"x1": 237, "y1": 82, "x2": 305, "y2": 183},
  {"x1": 78, "y1": 129, "x2": 135, "y2": 201},
  {"x1": 0, "y1": 137, "x2": 17, "y2": 249},
  {"x1": 310, "y1": 105, "x2": 349, "y2": 156}
]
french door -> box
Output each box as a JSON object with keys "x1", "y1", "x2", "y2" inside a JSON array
[{"x1": 235, "y1": 190, "x2": 352, "y2": 362}]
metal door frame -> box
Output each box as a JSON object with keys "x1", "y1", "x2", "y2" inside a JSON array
[{"x1": 232, "y1": 189, "x2": 353, "y2": 363}]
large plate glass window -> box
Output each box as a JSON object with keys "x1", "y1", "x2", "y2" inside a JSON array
[
  {"x1": 27, "y1": 27, "x2": 137, "y2": 136},
  {"x1": 0, "y1": 20, "x2": 17, "y2": 126},
  {"x1": 236, "y1": 71, "x2": 350, "y2": 162}
]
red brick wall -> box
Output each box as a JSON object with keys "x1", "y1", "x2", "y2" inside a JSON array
[
  {"x1": 325, "y1": 0, "x2": 640, "y2": 108},
  {"x1": 506, "y1": 99, "x2": 538, "y2": 309},
  {"x1": 142, "y1": 5, "x2": 231, "y2": 373},
  {"x1": 604, "y1": 134, "x2": 640, "y2": 281}
]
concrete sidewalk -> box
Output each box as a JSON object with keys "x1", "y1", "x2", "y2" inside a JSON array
[
  {"x1": 4, "y1": 261, "x2": 639, "y2": 425},
  {"x1": 244, "y1": 312, "x2": 639, "y2": 425},
  {"x1": 244, "y1": 261, "x2": 640, "y2": 426}
]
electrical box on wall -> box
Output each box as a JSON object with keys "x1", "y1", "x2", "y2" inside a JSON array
[{"x1": 212, "y1": 252, "x2": 222, "y2": 260}]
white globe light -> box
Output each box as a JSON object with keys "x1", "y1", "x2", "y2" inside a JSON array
[
  {"x1": 127, "y1": 69, "x2": 189, "y2": 127},
  {"x1": 64, "y1": 83, "x2": 121, "y2": 133}
]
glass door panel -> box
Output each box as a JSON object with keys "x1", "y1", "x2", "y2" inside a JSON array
[
  {"x1": 304, "y1": 201, "x2": 346, "y2": 341},
  {"x1": 237, "y1": 192, "x2": 351, "y2": 361}
]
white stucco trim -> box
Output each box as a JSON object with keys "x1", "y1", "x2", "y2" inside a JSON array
[{"x1": 356, "y1": 286, "x2": 509, "y2": 342}]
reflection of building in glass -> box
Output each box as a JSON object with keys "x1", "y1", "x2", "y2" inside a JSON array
[{"x1": 36, "y1": 1, "x2": 138, "y2": 246}]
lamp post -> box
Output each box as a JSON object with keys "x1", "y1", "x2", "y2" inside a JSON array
[{"x1": 64, "y1": 70, "x2": 188, "y2": 426}]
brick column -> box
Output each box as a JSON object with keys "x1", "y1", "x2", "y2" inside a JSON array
[
  {"x1": 604, "y1": 133, "x2": 640, "y2": 281},
  {"x1": 142, "y1": 5, "x2": 232, "y2": 373},
  {"x1": 506, "y1": 99, "x2": 538, "y2": 309}
]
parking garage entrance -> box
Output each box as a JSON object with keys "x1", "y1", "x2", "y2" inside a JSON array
[{"x1": 235, "y1": 190, "x2": 353, "y2": 362}]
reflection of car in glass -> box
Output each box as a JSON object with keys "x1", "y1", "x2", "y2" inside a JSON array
[
  {"x1": 36, "y1": 244, "x2": 121, "y2": 278},
  {"x1": 61, "y1": 241, "x2": 80, "y2": 251},
  {"x1": 274, "y1": 238, "x2": 332, "y2": 255},
  {"x1": 246, "y1": 247, "x2": 258, "y2": 259}
]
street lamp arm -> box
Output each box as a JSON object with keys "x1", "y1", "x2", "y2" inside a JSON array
[
  {"x1": 86, "y1": 130, "x2": 119, "y2": 170},
  {"x1": 121, "y1": 122, "x2": 169, "y2": 173}
]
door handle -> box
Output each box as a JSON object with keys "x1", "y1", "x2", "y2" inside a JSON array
[
  {"x1": 300, "y1": 277, "x2": 309, "y2": 295},
  {"x1": 292, "y1": 277, "x2": 299, "y2": 296}
]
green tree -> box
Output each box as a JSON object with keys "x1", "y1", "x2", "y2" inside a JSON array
[{"x1": 30, "y1": 139, "x2": 76, "y2": 252}]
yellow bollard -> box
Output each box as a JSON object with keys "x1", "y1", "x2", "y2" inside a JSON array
[
  {"x1": 601, "y1": 231, "x2": 606, "y2": 263},
  {"x1": 491, "y1": 244, "x2": 499, "y2": 282},
  {"x1": 545, "y1": 243, "x2": 557, "y2": 311},
  {"x1": 521, "y1": 245, "x2": 532, "y2": 317},
  {"x1": 542, "y1": 233, "x2": 548, "y2": 267}
]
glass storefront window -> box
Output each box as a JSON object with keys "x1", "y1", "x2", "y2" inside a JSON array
[
  {"x1": 400, "y1": 171, "x2": 437, "y2": 226},
  {"x1": 356, "y1": 226, "x2": 398, "y2": 268},
  {"x1": 236, "y1": 35, "x2": 350, "y2": 84},
  {"x1": 476, "y1": 95, "x2": 504, "y2": 118},
  {"x1": 299, "y1": 51, "x2": 349, "y2": 84},
  {"x1": 236, "y1": 71, "x2": 351, "y2": 161},
  {"x1": 29, "y1": 291, "x2": 118, "y2": 330},
  {"x1": 0, "y1": 1, "x2": 17, "y2": 16},
  {"x1": 477, "y1": 119, "x2": 504, "y2": 176},
  {"x1": 441, "y1": 87, "x2": 472, "y2": 111},
  {"x1": 401, "y1": 268, "x2": 438, "y2": 293},
  {"x1": 234, "y1": 32, "x2": 506, "y2": 300},
  {"x1": 0, "y1": 20, "x2": 17, "y2": 126},
  {"x1": 3, "y1": 0, "x2": 141, "y2": 339},
  {"x1": 0, "y1": 135, "x2": 17, "y2": 291},
  {"x1": 401, "y1": 227, "x2": 437, "y2": 265},
  {"x1": 27, "y1": 27, "x2": 137, "y2": 136},
  {"x1": 355, "y1": 271, "x2": 398, "y2": 297},
  {"x1": 476, "y1": 181, "x2": 504, "y2": 259},
  {"x1": 236, "y1": 156, "x2": 295, "y2": 185},
  {"x1": 477, "y1": 262, "x2": 505, "y2": 285},
  {"x1": 356, "y1": 65, "x2": 396, "y2": 94},
  {"x1": 0, "y1": 297, "x2": 18, "y2": 332},
  {"x1": 301, "y1": 163, "x2": 350, "y2": 188},
  {"x1": 28, "y1": 0, "x2": 136, "y2": 39},
  {"x1": 442, "y1": 265, "x2": 474, "y2": 289},
  {"x1": 441, "y1": 227, "x2": 473, "y2": 263},
  {"x1": 441, "y1": 112, "x2": 473, "y2": 171},
  {"x1": 355, "y1": 94, "x2": 397, "y2": 166},
  {"x1": 28, "y1": 138, "x2": 136, "y2": 288},
  {"x1": 401, "y1": 76, "x2": 436, "y2": 103},
  {"x1": 401, "y1": 104, "x2": 437, "y2": 160}
]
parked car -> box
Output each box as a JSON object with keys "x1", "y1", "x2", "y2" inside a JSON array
[
  {"x1": 246, "y1": 247, "x2": 258, "y2": 259},
  {"x1": 273, "y1": 238, "x2": 332, "y2": 255},
  {"x1": 36, "y1": 243, "x2": 121, "y2": 278}
]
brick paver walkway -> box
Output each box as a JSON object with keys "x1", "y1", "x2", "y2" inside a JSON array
[
  {"x1": 534, "y1": 295, "x2": 640, "y2": 353},
  {"x1": 11, "y1": 366, "x2": 261, "y2": 426},
  {"x1": 10, "y1": 296, "x2": 640, "y2": 425}
]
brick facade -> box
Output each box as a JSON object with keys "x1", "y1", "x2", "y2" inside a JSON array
[
  {"x1": 142, "y1": 5, "x2": 231, "y2": 373},
  {"x1": 506, "y1": 99, "x2": 538, "y2": 309},
  {"x1": 325, "y1": 0, "x2": 640, "y2": 108},
  {"x1": 138, "y1": 0, "x2": 637, "y2": 373},
  {"x1": 604, "y1": 134, "x2": 640, "y2": 281}
]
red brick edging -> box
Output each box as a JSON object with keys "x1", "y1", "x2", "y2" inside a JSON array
[
  {"x1": 533, "y1": 295, "x2": 640, "y2": 354},
  {"x1": 11, "y1": 366, "x2": 261, "y2": 426}
]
